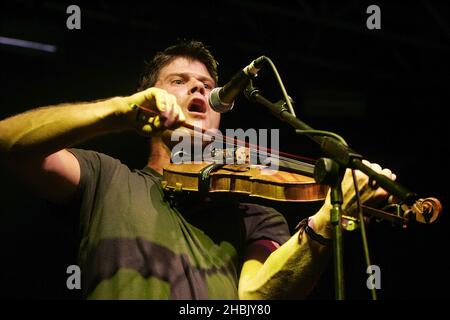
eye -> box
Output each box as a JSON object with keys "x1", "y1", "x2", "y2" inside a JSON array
[
  {"x1": 172, "y1": 78, "x2": 184, "y2": 85},
  {"x1": 204, "y1": 82, "x2": 212, "y2": 89}
]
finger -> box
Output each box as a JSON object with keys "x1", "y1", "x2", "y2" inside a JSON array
[
  {"x1": 174, "y1": 104, "x2": 186, "y2": 123},
  {"x1": 353, "y1": 169, "x2": 369, "y2": 186},
  {"x1": 146, "y1": 115, "x2": 162, "y2": 129},
  {"x1": 151, "y1": 90, "x2": 167, "y2": 113},
  {"x1": 176, "y1": 104, "x2": 186, "y2": 122},
  {"x1": 166, "y1": 95, "x2": 180, "y2": 125},
  {"x1": 163, "y1": 97, "x2": 185, "y2": 128},
  {"x1": 373, "y1": 169, "x2": 396, "y2": 198},
  {"x1": 153, "y1": 115, "x2": 161, "y2": 129},
  {"x1": 373, "y1": 187, "x2": 389, "y2": 199},
  {"x1": 167, "y1": 95, "x2": 186, "y2": 123},
  {"x1": 367, "y1": 168, "x2": 389, "y2": 190},
  {"x1": 361, "y1": 160, "x2": 376, "y2": 179},
  {"x1": 380, "y1": 168, "x2": 393, "y2": 180},
  {"x1": 136, "y1": 88, "x2": 156, "y2": 111},
  {"x1": 383, "y1": 169, "x2": 396, "y2": 181},
  {"x1": 142, "y1": 123, "x2": 153, "y2": 134},
  {"x1": 370, "y1": 163, "x2": 382, "y2": 174},
  {"x1": 161, "y1": 97, "x2": 177, "y2": 128},
  {"x1": 165, "y1": 106, "x2": 183, "y2": 128}
]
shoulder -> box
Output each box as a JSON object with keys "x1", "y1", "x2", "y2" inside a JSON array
[
  {"x1": 67, "y1": 148, "x2": 132, "y2": 174},
  {"x1": 67, "y1": 148, "x2": 123, "y2": 166},
  {"x1": 66, "y1": 148, "x2": 137, "y2": 193}
]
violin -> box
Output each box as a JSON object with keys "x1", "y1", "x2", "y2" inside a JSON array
[
  {"x1": 160, "y1": 125, "x2": 442, "y2": 227},
  {"x1": 162, "y1": 161, "x2": 328, "y2": 203},
  {"x1": 161, "y1": 123, "x2": 328, "y2": 202}
]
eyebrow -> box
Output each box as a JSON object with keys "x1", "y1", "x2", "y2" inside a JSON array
[{"x1": 165, "y1": 72, "x2": 215, "y2": 85}]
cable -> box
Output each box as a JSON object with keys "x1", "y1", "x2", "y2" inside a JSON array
[
  {"x1": 262, "y1": 56, "x2": 297, "y2": 117},
  {"x1": 259, "y1": 57, "x2": 348, "y2": 147}
]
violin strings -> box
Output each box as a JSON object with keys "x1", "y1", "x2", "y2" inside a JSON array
[
  {"x1": 182, "y1": 123, "x2": 310, "y2": 162},
  {"x1": 180, "y1": 123, "x2": 316, "y2": 173}
]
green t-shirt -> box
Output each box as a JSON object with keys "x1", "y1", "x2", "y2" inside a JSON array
[{"x1": 69, "y1": 148, "x2": 290, "y2": 299}]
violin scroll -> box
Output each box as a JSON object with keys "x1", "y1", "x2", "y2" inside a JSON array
[
  {"x1": 341, "y1": 196, "x2": 443, "y2": 231},
  {"x1": 403, "y1": 197, "x2": 442, "y2": 224}
]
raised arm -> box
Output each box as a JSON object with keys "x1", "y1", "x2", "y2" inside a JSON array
[{"x1": 0, "y1": 88, "x2": 184, "y2": 204}]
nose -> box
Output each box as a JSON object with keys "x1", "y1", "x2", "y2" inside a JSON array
[{"x1": 189, "y1": 79, "x2": 206, "y2": 96}]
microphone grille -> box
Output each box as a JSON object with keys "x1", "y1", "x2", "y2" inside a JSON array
[{"x1": 208, "y1": 87, "x2": 234, "y2": 113}]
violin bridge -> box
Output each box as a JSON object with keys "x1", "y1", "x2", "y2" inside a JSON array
[{"x1": 204, "y1": 145, "x2": 250, "y2": 165}]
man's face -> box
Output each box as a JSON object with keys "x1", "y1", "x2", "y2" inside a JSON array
[{"x1": 154, "y1": 57, "x2": 220, "y2": 131}]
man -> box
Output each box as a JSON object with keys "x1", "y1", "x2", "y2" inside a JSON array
[{"x1": 0, "y1": 40, "x2": 395, "y2": 299}]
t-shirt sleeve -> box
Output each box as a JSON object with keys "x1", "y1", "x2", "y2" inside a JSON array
[
  {"x1": 241, "y1": 203, "x2": 291, "y2": 246},
  {"x1": 67, "y1": 148, "x2": 125, "y2": 232}
]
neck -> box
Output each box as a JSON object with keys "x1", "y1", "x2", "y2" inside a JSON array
[{"x1": 147, "y1": 136, "x2": 172, "y2": 175}]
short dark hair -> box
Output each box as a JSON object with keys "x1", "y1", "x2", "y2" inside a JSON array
[{"x1": 138, "y1": 40, "x2": 219, "y2": 91}]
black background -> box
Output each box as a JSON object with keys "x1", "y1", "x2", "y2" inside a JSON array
[{"x1": 1, "y1": 0, "x2": 449, "y2": 300}]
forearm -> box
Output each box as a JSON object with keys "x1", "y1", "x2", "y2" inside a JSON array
[
  {"x1": 0, "y1": 97, "x2": 131, "y2": 164},
  {"x1": 239, "y1": 205, "x2": 332, "y2": 299}
]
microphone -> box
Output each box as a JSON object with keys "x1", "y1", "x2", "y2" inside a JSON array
[{"x1": 209, "y1": 56, "x2": 266, "y2": 113}]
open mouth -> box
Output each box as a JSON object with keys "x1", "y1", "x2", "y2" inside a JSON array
[
  {"x1": 187, "y1": 98, "x2": 207, "y2": 116},
  {"x1": 188, "y1": 104, "x2": 205, "y2": 113}
]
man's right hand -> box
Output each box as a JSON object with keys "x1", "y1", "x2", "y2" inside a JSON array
[
  {"x1": 123, "y1": 87, "x2": 186, "y2": 136},
  {"x1": 0, "y1": 88, "x2": 185, "y2": 205}
]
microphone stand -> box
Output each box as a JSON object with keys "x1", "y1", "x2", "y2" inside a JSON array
[{"x1": 244, "y1": 81, "x2": 418, "y2": 300}]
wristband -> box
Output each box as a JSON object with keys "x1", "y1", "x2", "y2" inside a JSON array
[{"x1": 296, "y1": 218, "x2": 332, "y2": 246}]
